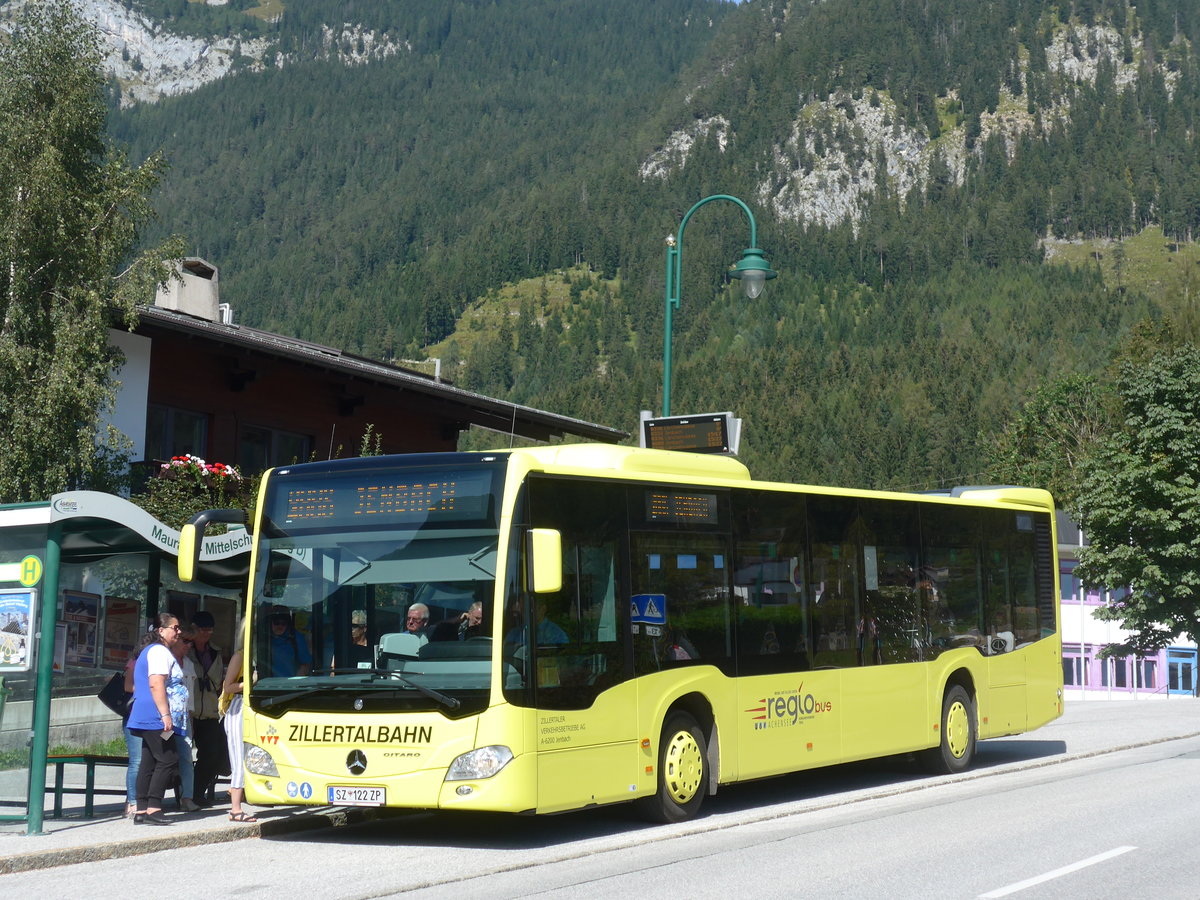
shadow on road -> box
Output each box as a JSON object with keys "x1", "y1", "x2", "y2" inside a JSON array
[{"x1": 265, "y1": 736, "x2": 1067, "y2": 850}]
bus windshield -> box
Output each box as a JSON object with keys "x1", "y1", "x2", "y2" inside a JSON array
[{"x1": 247, "y1": 457, "x2": 508, "y2": 716}]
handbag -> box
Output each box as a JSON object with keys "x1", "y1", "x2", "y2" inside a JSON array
[{"x1": 97, "y1": 672, "x2": 133, "y2": 718}]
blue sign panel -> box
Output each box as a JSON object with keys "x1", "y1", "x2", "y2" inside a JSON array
[{"x1": 630, "y1": 594, "x2": 667, "y2": 625}]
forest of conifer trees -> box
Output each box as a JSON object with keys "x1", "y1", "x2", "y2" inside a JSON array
[{"x1": 106, "y1": 0, "x2": 1200, "y2": 489}]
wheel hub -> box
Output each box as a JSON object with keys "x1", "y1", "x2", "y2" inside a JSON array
[
  {"x1": 664, "y1": 729, "x2": 703, "y2": 803},
  {"x1": 946, "y1": 700, "x2": 969, "y2": 759}
]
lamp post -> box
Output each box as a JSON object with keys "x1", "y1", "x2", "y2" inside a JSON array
[{"x1": 662, "y1": 194, "x2": 775, "y2": 416}]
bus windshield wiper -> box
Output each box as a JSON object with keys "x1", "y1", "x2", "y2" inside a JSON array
[
  {"x1": 365, "y1": 667, "x2": 461, "y2": 710},
  {"x1": 257, "y1": 686, "x2": 338, "y2": 709}
]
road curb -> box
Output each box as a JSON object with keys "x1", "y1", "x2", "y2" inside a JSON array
[{"x1": 0, "y1": 806, "x2": 375, "y2": 875}]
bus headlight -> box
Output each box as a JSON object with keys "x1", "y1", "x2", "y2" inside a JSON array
[
  {"x1": 244, "y1": 743, "x2": 279, "y2": 777},
  {"x1": 445, "y1": 745, "x2": 513, "y2": 781}
]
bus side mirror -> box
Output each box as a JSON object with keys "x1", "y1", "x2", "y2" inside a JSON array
[
  {"x1": 526, "y1": 528, "x2": 562, "y2": 594},
  {"x1": 178, "y1": 508, "x2": 248, "y2": 583}
]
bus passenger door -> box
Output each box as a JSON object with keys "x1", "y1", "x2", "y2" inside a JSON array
[{"x1": 522, "y1": 478, "x2": 639, "y2": 813}]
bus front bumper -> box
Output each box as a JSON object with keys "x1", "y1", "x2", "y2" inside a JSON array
[{"x1": 243, "y1": 748, "x2": 537, "y2": 813}]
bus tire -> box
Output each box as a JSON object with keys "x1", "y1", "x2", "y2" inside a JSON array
[
  {"x1": 636, "y1": 711, "x2": 707, "y2": 823},
  {"x1": 923, "y1": 684, "x2": 976, "y2": 774}
]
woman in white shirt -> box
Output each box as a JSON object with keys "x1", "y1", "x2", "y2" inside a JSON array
[{"x1": 126, "y1": 613, "x2": 187, "y2": 825}]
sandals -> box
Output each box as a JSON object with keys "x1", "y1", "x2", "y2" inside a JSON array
[{"x1": 228, "y1": 811, "x2": 258, "y2": 823}]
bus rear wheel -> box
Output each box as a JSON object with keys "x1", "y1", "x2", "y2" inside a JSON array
[
  {"x1": 923, "y1": 684, "x2": 976, "y2": 774},
  {"x1": 637, "y1": 711, "x2": 707, "y2": 823}
]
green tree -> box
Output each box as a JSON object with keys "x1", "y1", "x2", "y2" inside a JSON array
[
  {"x1": 986, "y1": 374, "x2": 1115, "y2": 511},
  {"x1": 0, "y1": 1, "x2": 179, "y2": 502},
  {"x1": 1074, "y1": 346, "x2": 1200, "y2": 653}
]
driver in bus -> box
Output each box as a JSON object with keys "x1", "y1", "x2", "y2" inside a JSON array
[
  {"x1": 503, "y1": 596, "x2": 568, "y2": 646},
  {"x1": 268, "y1": 606, "x2": 312, "y2": 677}
]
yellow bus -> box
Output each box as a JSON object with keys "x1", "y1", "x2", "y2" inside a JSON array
[{"x1": 181, "y1": 444, "x2": 1062, "y2": 822}]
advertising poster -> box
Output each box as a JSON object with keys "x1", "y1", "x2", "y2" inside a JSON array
[
  {"x1": 0, "y1": 588, "x2": 36, "y2": 671},
  {"x1": 102, "y1": 596, "x2": 140, "y2": 669},
  {"x1": 63, "y1": 589, "x2": 100, "y2": 667}
]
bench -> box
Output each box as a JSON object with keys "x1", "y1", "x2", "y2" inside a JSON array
[{"x1": 44, "y1": 755, "x2": 128, "y2": 818}]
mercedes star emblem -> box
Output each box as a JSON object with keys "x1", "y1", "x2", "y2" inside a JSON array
[{"x1": 346, "y1": 749, "x2": 368, "y2": 775}]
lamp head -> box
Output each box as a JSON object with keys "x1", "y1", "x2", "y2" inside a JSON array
[{"x1": 729, "y1": 248, "x2": 777, "y2": 300}]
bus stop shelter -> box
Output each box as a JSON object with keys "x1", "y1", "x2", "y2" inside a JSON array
[{"x1": 0, "y1": 492, "x2": 250, "y2": 834}]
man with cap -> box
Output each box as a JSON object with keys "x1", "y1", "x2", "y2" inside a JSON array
[{"x1": 187, "y1": 610, "x2": 228, "y2": 805}]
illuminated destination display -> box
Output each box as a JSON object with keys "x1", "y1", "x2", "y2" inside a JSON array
[
  {"x1": 272, "y1": 467, "x2": 495, "y2": 528},
  {"x1": 646, "y1": 490, "x2": 719, "y2": 525},
  {"x1": 354, "y1": 480, "x2": 461, "y2": 516},
  {"x1": 642, "y1": 414, "x2": 730, "y2": 454},
  {"x1": 285, "y1": 488, "x2": 336, "y2": 520}
]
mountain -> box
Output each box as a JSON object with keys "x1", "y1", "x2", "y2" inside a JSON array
[
  {"x1": 95, "y1": 0, "x2": 735, "y2": 347},
  {"x1": 48, "y1": 0, "x2": 1200, "y2": 488}
]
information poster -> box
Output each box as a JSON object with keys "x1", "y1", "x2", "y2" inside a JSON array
[
  {"x1": 0, "y1": 589, "x2": 36, "y2": 671},
  {"x1": 63, "y1": 590, "x2": 100, "y2": 667},
  {"x1": 102, "y1": 596, "x2": 140, "y2": 669}
]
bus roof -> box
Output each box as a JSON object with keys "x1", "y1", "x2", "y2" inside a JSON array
[{"x1": 506, "y1": 444, "x2": 1053, "y2": 510}]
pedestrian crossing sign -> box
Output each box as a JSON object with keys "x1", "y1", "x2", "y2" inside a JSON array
[{"x1": 631, "y1": 593, "x2": 667, "y2": 625}]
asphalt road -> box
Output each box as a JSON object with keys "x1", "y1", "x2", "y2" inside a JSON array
[{"x1": 3, "y1": 718, "x2": 1197, "y2": 899}]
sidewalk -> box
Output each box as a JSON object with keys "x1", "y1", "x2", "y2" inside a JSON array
[
  {"x1": 0, "y1": 697, "x2": 1197, "y2": 873},
  {"x1": 0, "y1": 773, "x2": 376, "y2": 875}
]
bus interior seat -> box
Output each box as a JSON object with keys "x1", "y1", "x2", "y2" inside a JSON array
[
  {"x1": 426, "y1": 619, "x2": 460, "y2": 642},
  {"x1": 378, "y1": 632, "x2": 425, "y2": 668}
]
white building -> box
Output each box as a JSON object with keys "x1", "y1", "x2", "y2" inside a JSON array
[{"x1": 1058, "y1": 512, "x2": 1198, "y2": 700}]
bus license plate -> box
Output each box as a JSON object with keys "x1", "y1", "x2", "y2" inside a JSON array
[{"x1": 327, "y1": 785, "x2": 385, "y2": 806}]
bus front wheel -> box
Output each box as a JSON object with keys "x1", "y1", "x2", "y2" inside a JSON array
[
  {"x1": 923, "y1": 684, "x2": 976, "y2": 774},
  {"x1": 637, "y1": 711, "x2": 707, "y2": 823}
]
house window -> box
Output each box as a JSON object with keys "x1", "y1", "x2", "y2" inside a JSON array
[
  {"x1": 238, "y1": 425, "x2": 312, "y2": 474},
  {"x1": 1062, "y1": 655, "x2": 1082, "y2": 686},
  {"x1": 1059, "y1": 562, "x2": 1079, "y2": 601},
  {"x1": 1140, "y1": 658, "x2": 1156, "y2": 689},
  {"x1": 1113, "y1": 657, "x2": 1128, "y2": 688},
  {"x1": 146, "y1": 406, "x2": 208, "y2": 461}
]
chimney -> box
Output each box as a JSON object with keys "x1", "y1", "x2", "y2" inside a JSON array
[{"x1": 155, "y1": 257, "x2": 221, "y2": 322}]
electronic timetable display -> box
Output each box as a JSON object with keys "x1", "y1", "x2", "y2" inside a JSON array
[
  {"x1": 645, "y1": 490, "x2": 719, "y2": 525},
  {"x1": 641, "y1": 413, "x2": 732, "y2": 454},
  {"x1": 269, "y1": 467, "x2": 496, "y2": 528}
]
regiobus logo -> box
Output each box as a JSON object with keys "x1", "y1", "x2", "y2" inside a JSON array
[{"x1": 745, "y1": 683, "x2": 832, "y2": 730}]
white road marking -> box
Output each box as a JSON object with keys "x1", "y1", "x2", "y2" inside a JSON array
[{"x1": 979, "y1": 845, "x2": 1137, "y2": 898}]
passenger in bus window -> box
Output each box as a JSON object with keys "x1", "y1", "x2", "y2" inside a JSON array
[
  {"x1": 504, "y1": 597, "x2": 568, "y2": 646},
  {"x1": 347, "y1": 610, "x2": 373, "y2": 668},
  {"x1": 458, "y1": 601, "x2": 485, "y2": 640},
  {"x1": 857, "y1": 604, "x2": 882, "y2": 666},
  {"x1": 268, "y1": 606, "x2": 312, "y2": 677},
  {"x1": 404, "y1": 603, "x2": 431, "y2": 636}
]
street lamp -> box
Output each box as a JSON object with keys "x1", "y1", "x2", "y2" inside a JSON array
[{"x1": 662, "y1": 194, "x2": 775, "y2": 416}]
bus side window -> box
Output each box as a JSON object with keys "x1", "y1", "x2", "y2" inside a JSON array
[{"x1": 731, "y1": 489, "x2": 810, "y2": 676}]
